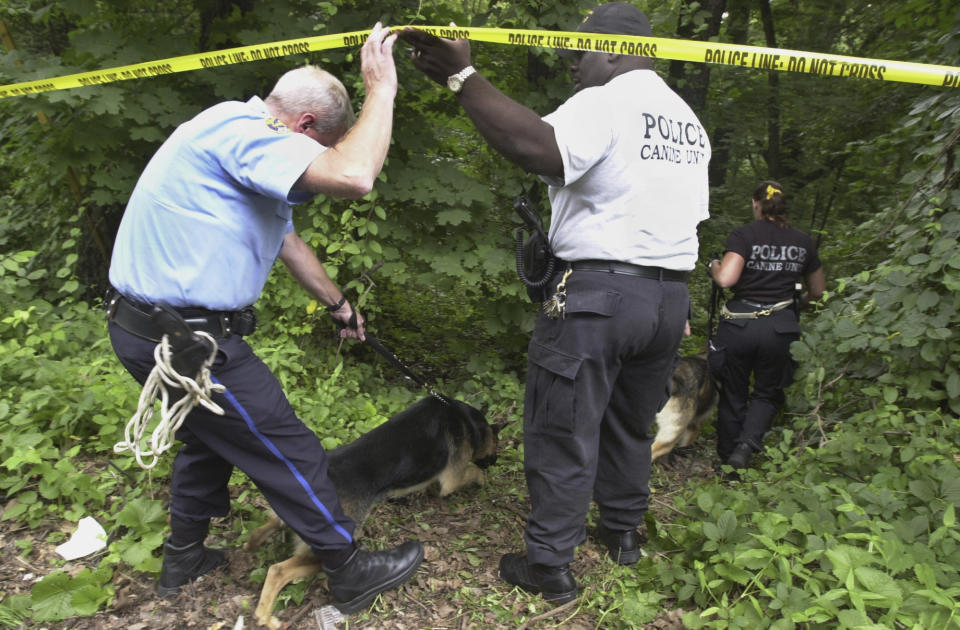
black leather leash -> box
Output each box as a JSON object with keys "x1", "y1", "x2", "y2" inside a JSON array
[
  {"x1": 364, "y1": 334, "x2": 447, "y2": 403},
  {"x1": 704, "y1": 255, "x2": 725, "y2": 348},
  {"x1": 707, "y1": 282, "x2": 723, "y2": 345},
  {"x1": 333, "y1": 315, "x2": 447, "y2": 404}
]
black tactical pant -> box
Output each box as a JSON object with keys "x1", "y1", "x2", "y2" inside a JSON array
[
  {"x1": 521, "y1": 269, "x2": 688, "y2": 567},
  {"x1": 712, "y1": 304, "x2": 801, "y2": 461}
]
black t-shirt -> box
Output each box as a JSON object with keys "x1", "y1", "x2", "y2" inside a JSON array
[{"x1": 725, "y1": 220, "x2": 821, "y2": 303}]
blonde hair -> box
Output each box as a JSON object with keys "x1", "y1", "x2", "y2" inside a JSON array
[{"x1": 265, "y1": 65, "x2": 356, "y2": 136}]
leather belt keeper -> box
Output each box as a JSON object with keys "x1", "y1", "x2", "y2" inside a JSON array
[
  {"x1": 107, "y1": 293, "x2": 256, "y2": 341},
  {"x1": 721, "y1": 299, "x2": 794, "y2": 320},
  {"x1": 570, "y1": 259, "x2": 690, "y2": 282}
]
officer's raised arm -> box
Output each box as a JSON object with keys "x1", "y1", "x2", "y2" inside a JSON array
[
  {"x1": 399, "y1": 25, "x2": 563, "y2": 178},
  {"x1": 294, "y1": 22, "x2": 399, "y2": 197}
]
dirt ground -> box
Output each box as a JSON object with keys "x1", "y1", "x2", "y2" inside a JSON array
[{"x1": 1, "y1": 439, "x2": 719, "y2": 630}]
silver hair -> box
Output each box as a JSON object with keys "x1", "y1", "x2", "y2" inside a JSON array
[{"x1": 265, "y1": 65, "x2": 356, "y2": 135}]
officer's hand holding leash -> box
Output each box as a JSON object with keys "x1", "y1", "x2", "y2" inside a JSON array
[{"x1": 328, "y1": 296, "x2": 366, "y2": 341}]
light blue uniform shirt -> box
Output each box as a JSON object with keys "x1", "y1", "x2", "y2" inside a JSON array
[{"x1": 109, "y1": 96, "x2": 326, "y2": 310}]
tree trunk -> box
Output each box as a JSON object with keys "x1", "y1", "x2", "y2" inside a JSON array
[
  {"x1": 667, "y1": 0, "x2": 727, "y2": 113},
  {"x1": 757, "y1": 0, "x2": 781, "y2": 179},
  {"x1": 707, "y1": 0, "x2": 751, "y2": 187}
]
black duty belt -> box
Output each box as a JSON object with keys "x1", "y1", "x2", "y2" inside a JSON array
[
  {"x1": 570, "y1": 259, "x2": 690, "y2": 282},
  {"x1": 106, "y1": 291, "x2": 257, "y2": 342}
]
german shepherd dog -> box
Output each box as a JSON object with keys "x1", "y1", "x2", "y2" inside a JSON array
[
  {"x1": 651, "y1": 355, "x2": 718, "y2": 461},
  {"x1": 246, "y1": 395, "x2": 499, "y2": 629}
]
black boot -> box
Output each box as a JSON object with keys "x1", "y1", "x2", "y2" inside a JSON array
[
  {"x1": 498, "y1": 553, "x2": 578, "y2": 604},
  {"x1": 596, "y1": 523, "x2": 641, "y2": 565},
  {"x1": 726, "y1": 443, "x2": 753, "y2": 469},
  {"x1": 324, "y1": 541, "x2": 424, "y2": 614},
  {"x1": 157, "y1": 539, "x2": 228, "y2": 597}
]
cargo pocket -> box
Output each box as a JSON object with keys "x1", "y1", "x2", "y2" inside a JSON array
[{"x1": 527, "y1": 340, "x2": 582, "y2": 435}]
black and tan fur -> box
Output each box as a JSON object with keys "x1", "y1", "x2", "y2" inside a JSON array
[
  {"x1": 651, "y1": 355, "x2": 718, "y2": 461},
  {"x1": 246, "y1": 395, "x2": 498, "y2": 629}
]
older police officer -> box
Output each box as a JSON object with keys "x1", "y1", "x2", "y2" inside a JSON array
[{"x1": 106, "y1": 24, "x2": 423, "y2": 614}]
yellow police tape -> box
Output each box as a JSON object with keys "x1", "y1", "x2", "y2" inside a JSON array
[{"x1": 1, "y1": 25, "x2": 958, "y2": 99}]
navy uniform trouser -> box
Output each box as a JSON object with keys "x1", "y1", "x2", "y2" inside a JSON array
[
  {"x1": 713, "y1": 304, "x2": 801, "y2": 460},
  {"x1": 522, "y1": 269, "x2": 688, "y2": 567},
  {"x1": 109, "y1": 323, "x2": 355, "y2": 559}
]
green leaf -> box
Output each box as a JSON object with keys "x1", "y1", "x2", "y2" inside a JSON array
[
  {"x1": 702, "y1": 522, "x2": 720, "y2": 541},
  {"x1": 116, "y1": 497, "x2": 166, "y2": 531},
  {"x1": 915, "y1": 290, "x2": 939, "y2": 310},
  {"x1": 715, "y1": 563, "x2": 752, "y2": 585},
  {"x1": 622, "y1": 590, "x2": 666, "y2": 624},
  {"x1": 854, "y1": 567, "x2": 903, "y2": 606},
  {"x1": 70, "y1": 584, "x2": 111, "y2": 616},
  {"x1": 30, "y1": 572, "x2": 75, "y2": 622},
  {"x1": 1, "y1": 502, "x2": 28, "y2": 521},
  {"x1": 913, "y1": 588, "x2": 958, "y2": 609},
  {"x1": 913, "y1": 563, "x2": 937, "y2": 589},
  {"x1": 942, "y1": 478, "x2": 960, "y2": 505},
  {"x1": 882, "y1": 386, "x2": 898, "y2": 403},
  {"x1": 909, "y1": 480, "x2": 937, "y2": 502},
  {"x1": 946, "y1": 372, "x2": 960, "y2": 400},
  {"x1": 717, "y1": 510, "x2": 738, "y2": 539},
  {"x1": 121, "y1": 531, "x2": 164, "y2": 572},
  {"x1": 435, "y1": 209, "x2": 473, "y2": 226}
]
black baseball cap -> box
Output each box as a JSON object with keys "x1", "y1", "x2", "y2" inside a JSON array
[
  {"x1": 578, "y1": 2, "x2": 652, "y2": 36},
  {"x1": 558, "y1": 2, "x2": 652, "y2": 57}
]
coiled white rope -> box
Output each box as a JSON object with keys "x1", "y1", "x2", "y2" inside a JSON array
[{"x1": 114, "y1": 332, "x2": 226, "y2": 469}]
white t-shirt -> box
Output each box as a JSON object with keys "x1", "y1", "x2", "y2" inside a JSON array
[{"x1": 541, "y1": 70, "x2": 711, "y2": 271}]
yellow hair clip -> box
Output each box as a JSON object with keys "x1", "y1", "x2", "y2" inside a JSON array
[{"x1": 766, "y1": 185, "x2": 782, "y2": 200}]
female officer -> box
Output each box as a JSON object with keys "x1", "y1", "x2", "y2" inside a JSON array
[{"x1": 707, "y1": 181, "x2": 825, "y2": 469}]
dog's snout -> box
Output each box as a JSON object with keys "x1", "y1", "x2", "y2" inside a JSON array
[{"x1": 475, "y1": 454, "x2": 498, "y2": 469}]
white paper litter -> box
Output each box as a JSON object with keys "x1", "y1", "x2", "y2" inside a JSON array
[{"x1": 55, "y1": 516, "x2": 107, "y2": 560}]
